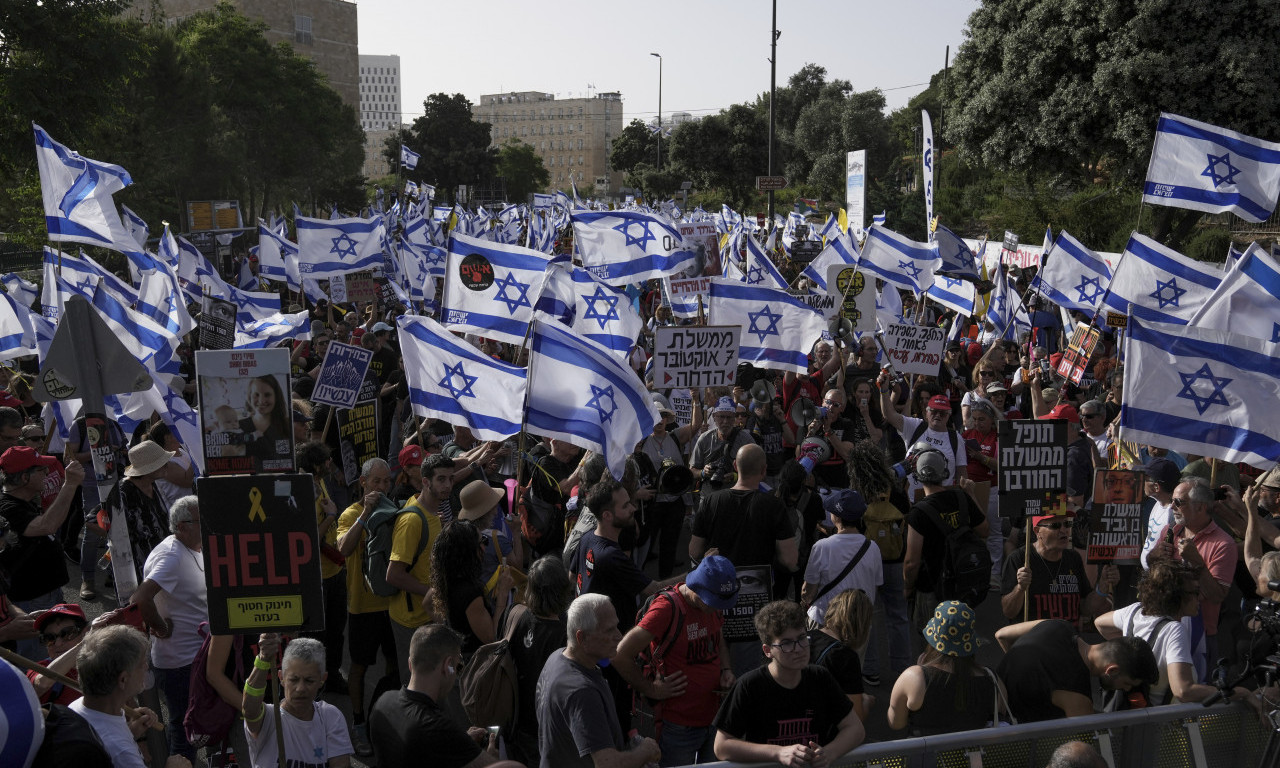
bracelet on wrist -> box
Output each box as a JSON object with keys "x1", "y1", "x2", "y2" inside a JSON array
[
  {"x1": 1095, "y1": 586, "x2": 1113, "y2": 600},
  {"x1": 242, "y1": 706, "x2": 264, "y2": 723},
  {"x1": 253, "y1": 656, "x2": 272, "y2": 672},
  {"x1": 244, "y1": 681, "x2": 266, "y2": 698}
]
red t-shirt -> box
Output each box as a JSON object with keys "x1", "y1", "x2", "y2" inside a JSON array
[
  {"x1": 637, "y1": 586, "x2": 725, "y2": 727},
  {"x1": 26, "y1": 661, "x2": 80, "y2": 706},
  {"x1": 963, "y1": 428, "x2": 999, "y2": 484}
]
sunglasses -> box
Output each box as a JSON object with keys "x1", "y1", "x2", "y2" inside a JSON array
[
  {"x1": 40, "y1": 625, "x2": 83, "y2": 646},
  {"x1": 1038, "y1": 521, "x2": 1073, "y2": 530},
  {"x1": 978, "y1": 371, "x2": 996, "y2": 378},
  {"x1": 1171, "y1": 497, "x2": 1194, "y2": 508}
]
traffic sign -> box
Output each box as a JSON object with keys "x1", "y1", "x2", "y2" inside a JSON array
[{"x1": 756, "y1": 176, "x2": 788, "y2": 191}]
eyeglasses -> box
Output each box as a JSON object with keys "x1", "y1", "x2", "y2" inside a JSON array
[
  {"x1": 1171, "y1": 497, "x2": 1193, "y2": 508},
  {"x1": 1038, "y1": 521, "x2": 1073, "y2": 530},
  {"x1": 978, "y1": 371, "x2": 996, "y2": 377},
  {"x1": 39, "y1": 625, "x2": 83, "y2": 646},
  {"x1": 769, "y1": 635, "x2": 810, "y2": 653}
]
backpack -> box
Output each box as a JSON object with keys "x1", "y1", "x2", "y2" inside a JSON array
[
  {"x1": 634, "y1": 586, "x2": 687, "y2": 707},
  {"x1": 909, "y1": 420, "x2": 958, "y2": 458},
  {"x1": 183, "y1": 623, "x2": 243, "y2": 749},
  {"x1": 519, "y1": 461, "x2": 569, "y2": 556},
  {"x1": 364, "y1": 495, "x2": 429, "y2": 598},
  {"x1": 459, "y1": 602, "x2": 528, "y2": 730},
  {"x1": 862, "y1": 493, "x2": 905, "y2": 561},
  {"x1": 919, "y1": 490, "x2": 992, "y2": 606}
]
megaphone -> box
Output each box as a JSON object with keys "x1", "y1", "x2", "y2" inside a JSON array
[
  {"x1": 788, "y1": 397, "x2": 817, "y2": 427},
  {"x1": 750, "y1": 379, "x2": 776, "y2": 406},
  {"x1": 657, "y1": 458, "x2": 694, "y2": 495},
  {"x1": 828, "y1": 316, "x2": 855, "y2": 346},
  {"x1": 798, "y1": 436, "x2": 832, "y2": 465}
]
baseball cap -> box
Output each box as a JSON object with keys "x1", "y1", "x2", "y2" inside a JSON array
[
  {"x1": 985, "y1": 382, "x2": 1009, "y2": 395},
  {"x1": 0, "y1": 446, "x2": 59, "y2": 475},
  {"x1": 685, "y1": 555, "x2": 739, "y2": 611},
  {"x1": 1142, "y1": 458, "x2": 1182, "y2": 491},
  {"x1": 712, "y1": 396, "x2": 736, "y2": 414},
  {"x1": 1031, "y1": 510, "x2": 1076, "y2": 528},
  {"x1": 371, "y1": 322, "x2": 394, "y2": 334},
  {"x1": 823, "y1": 488, "x2": 867, "y2": 523},
  {"x1": 34, "y1": 603, "x2": 87, "y2": 632},
  {"x1": 398, "y1": 444, "x2": 425, "y2": 469},
  {"x1": 1039, "y1": 402, "x2": 1080, "y2": 423},
  {"x1": 927, "y1": 395, "x2": 952, "y2": 412}
]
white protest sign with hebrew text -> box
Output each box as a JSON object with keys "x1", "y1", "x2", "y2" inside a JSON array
[
  {"x1": 652, "y1": 325, "x2": 740, "y2": 389},
  {"x1": 882, "y1": 322, "x2": 947, "y2": 376}
]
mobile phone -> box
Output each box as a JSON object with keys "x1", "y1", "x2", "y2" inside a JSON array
[{"x1": 1213, "y1": 486, "x2": 1228, "y2": 501}]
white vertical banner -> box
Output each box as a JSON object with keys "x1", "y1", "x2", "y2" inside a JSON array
[
  {"x1": 845, "y1": 149, "x2": 866, "y2": 238},
  {"x1": 922, "y1": 110, "x2": 935, "y2": 242}
]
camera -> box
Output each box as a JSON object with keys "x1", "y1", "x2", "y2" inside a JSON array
[{"x1": 1038, "y1": 360, "x2": 1052, "y2": 376}]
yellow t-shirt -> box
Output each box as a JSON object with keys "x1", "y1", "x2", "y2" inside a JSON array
[
  {"x1": 336, "y1": 502, "x2": 390, "y2": 615},
  {"x1": 388, "y1": 496, "x2": 441, "y2": 629},
  {"x1": 317, "y1": 493, "x2": 342, "y2": 581}
]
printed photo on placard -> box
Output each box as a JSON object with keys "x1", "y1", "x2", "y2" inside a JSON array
[{"x1": 197, "y1": 348, "x2": 295, "y2": 475}]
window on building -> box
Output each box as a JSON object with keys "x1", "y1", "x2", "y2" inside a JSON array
[{"x1": 294, "y1": 15, "x2": 312, "y2": 45}]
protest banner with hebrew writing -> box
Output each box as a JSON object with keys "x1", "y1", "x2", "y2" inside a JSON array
[
  {"x1": 882, "y1": 322, "x2": 947, "y2": 376},
  {"x1": 652, "y1": 325, "x2": 740, "y2": 389},
  {"x1": 998, "y1": 419, "x2": 1070, "y2": 523}
]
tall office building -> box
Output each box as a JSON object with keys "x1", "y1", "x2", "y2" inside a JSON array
[
  {"x1": 476, "y1": 90, "x2": 625, "y2": 197},
  {"x1": 359, "y1": 54, "x2": 401, "y2": 179}
]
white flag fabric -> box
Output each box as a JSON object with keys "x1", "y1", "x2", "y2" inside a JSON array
[
  {"x1": 0, "y1": 292, "x2": 36, "y2": 362},
  {"x1": 860, "y1": 224, "x2": 942, "y2": 294},
  {"x1": 740, "y1": 232, "x2": 789, "y2": 290},
  {"x1": 90, "y1": 288, "x2": 183, "y2": 381},
  {"x1": 926, "y1": 274, "x2": 976, "y2": 317},
  {"x1": 934, "y1": 224, "x2": 981, "y2": 281},
  {"x1": 1143, "y1": 112, "x2": 1280, "y2": 223},
  {"x1": 539, "y1": 262, "x2": 643, "y2": 359},
  {"x1": 296, "y1": 214, "x2": 386, "y2": 279},
  {"x1": 526, "y1": 319, "x2": 658, "y2": 480},
  {"x1": 120, "y1": 205, "x2": 149, "y2": 252},
  {"x1": 922, "y1": 110, "x2": 935, "y2": 240},
  {"x1": 1, "y1": 273, "x2": 38, "y2": 309},
  {"x1": 399, "y1": 315, "x2": 527, "y2": 442},
  {"x1": 33, "y1": 124, "x2": 135, "y2": 249},
  {"x1": 1101, "y1": 233, "x2": 1221, "y2": 325},
  {"x1": 256, "y1": 221, "x2": 301, "y2": 290},
  {"x1": 441, "y1": 233, "x2": 553, "y2": 345},
  {"x1": 799, "y1": 232, "x2": 858, "y2": 293},
  {"x1": 1122, "y1": 317, "x2": 1280, "y2": 468},
  {"x1": 571, "y1": 210, "x2": 696, "y2": 285},
  {"x1": 708, "y1": 278, "x2": 825, "y2": 374},
  {"x1": 136, "y1": 258, "x2": 196, "y2": 337},
  {"x1": 234, "y1": 310, "x2": 313, "y2": 350},
  {"x1": 1030, "y1": 230, "x2": 1113, "y2": 314},
  {"x1": 1188, "y1": 243, "x2": 1280, "y2": 342},
  {"x1": 400, "y1": 144, "x2": 420, "y2": 170}
]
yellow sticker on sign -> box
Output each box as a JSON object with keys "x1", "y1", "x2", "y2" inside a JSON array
[{"x1": 226, "y1": 596, "x2": 305, "y2": 629}]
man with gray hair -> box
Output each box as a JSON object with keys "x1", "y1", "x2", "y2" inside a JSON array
[
  {"x1": 536, "y1": 593, "x2": 662, "y2": 768},
  {"x1": 131, "y1": 495, "x2": 206, "y2": 760},
  {"x1": 70, "y1": 625, "x2": 166, "y2": 768}
]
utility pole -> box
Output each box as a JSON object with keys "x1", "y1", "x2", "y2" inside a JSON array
[{"x1": 767, "y1": 0, "x2": 778, "y2": 224}]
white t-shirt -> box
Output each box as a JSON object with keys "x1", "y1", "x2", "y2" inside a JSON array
[
  {"x1": 803, "y1": 532, "x2": 883, "y2": 625},
  {"x1": 1112, "y1": 601, "x2": 1193, "y2": 703},
  {"x1": 69, "y1": 700, "x2": 146, "y2": 768},
  {"x1": 142, "y1": 535, "x2": 208, "y2": 669},
  {"x1": 900, "y1": 415, "x2": 967, "y2": 495},
  {"x1": 1140, "y1": 500, "x2": 1174, "y2": 569},
  {"x1": 245, "y1": 700, "x2": 353, "y2": 768},
  {"x1": 153, "y1": 452, "x2": 193, "y2": 513}
]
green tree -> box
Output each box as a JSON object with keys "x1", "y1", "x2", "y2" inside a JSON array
[
  {"x1": 401, "y1": 93, "x2": 496, "y2": 205},
  {"x1": 668, "y1": 104, "x2": 769, "y2": 211},
  {"x1": 609, "y1": 119, "x2": 660, "y2": 177},
  {"x1": 497, "y1": 140, "x2": 549, "y2": 201}
]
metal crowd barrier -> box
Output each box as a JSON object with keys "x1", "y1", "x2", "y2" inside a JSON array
[{"x1": 689, "y1": 701, "x2": 1274, "y2": 768}]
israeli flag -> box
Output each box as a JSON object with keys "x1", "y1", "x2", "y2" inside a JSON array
[
  {"x1": 1143, "y1": 112, "x2": 1280, "y2": 223},
  {"x1": 1029, "y1": 230, "x2": 1113, "y2": 313},
  {"x1": 1188, "y1": 243, "x2": 1280, "y2": 342},
  {"x1": 873, "y1": 211, "x2": 887, "y2": 226},
  {"x1": 397, "y1": 241, "x2": 438, "y2": 303},
  {"x1": 877, "y1": 285, "x2": 908, "y2": 329},
  {"x1": 799, "y1": 231, "x2": 858, "y2": 293},
  {"x1": 1102, "y1": 233, "x2": 1221, "y2": 325},
  {"x1": 860, "y1": 224, "x2": 942, "y2": 294},
  {"x1": 136, "y1": 258, "x2": 196, "y2": 337},
  {"x1": 234, "y1": 310, "x2": 312, "y2": 350},
  {"x1": 708, "y1": 278, "x2": 825, "y2": 374},
  {"x1": 120, "y1": 205, "x2": 149, "y2": 251},
  {"x1": 2, "y1": 273, "x2": 37, "y2": 309},
  {"x1": 441, "y1": 233, "x2": 552, "y2": 345},
  {"x1": 296, "y1": 214, "x2": 386, "y2": 279},
  {"x1": 527, "y1": 318, "x2": 659, "y2": 480},
  {"x1": 399, "y1": 315, "x2": 527, "y2": 442},
  {"x1": 1122, "y1": 317, "x2": 1280, "y2": 468},
  {"x1": 740, "y1": 232, "x2": 789, "y2": 290},
  {"x1": 539, "y1": 262, "x2": 643, "y2": 359},
  {"x1": 91, "y1": 287, "x2": 183, "y2": 378},
  {"x1": 256, "y1": 221, "x2": 301, "y2": 290},
  {"x1": 0, "y1": 292, "x2": 36, "y2": 362},
  {"x1": 33, "y1": 124, "x2": 135, "y2": 249},
  {"x1": 400, "y1": 144, "x2": 420, "y2": 170},
  {"x1": 927, "y1": 273, "x2": 976, "y2": 317},
  {"x1": 934, "y1": 224, "x2": 981, "y2": 281},
  {"x1": 108, "y1": 375, "x2": 205, "y2": 473},
  {"x1": 159, "y1": 228, "x2": 216, "y2": 301},
  {"x1": 571, "y1": 210, "x2": 695, "y2": 285},
  {"x1": 405, "y1": 180, "x2": 419, "y2": 199},
  {"x1": 985, "y1": 269, "x2": 1029, "y2": 340}
]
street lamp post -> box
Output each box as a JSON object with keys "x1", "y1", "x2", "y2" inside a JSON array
[{"x1": 650, "y1": 52, "x2": 662, "y2": 172}]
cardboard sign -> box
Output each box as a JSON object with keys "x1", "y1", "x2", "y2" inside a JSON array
[
  {"x1": 720, "y1": 563, "x2": 772, "y2": 644},
  {"x1": 199, "y1": 295, "x2": 236, "y2": 350},
  {"x1": 1106, "y1": 313, "x2": 1128, "y2": 329},
  {"x1": 346, "y1": 271, "x2": 379, "y2": 304},
  {"x1": 825, "y1": 266, "x2": 877, "y2": 331},
  {"x1": 668, "y1": 388, "x2": 693, "y2": 427},
  {"x1": 998, "y1": 419, "x2": 1070, "y2": 523},
  {"x1": 881, "y1": 323, "x2": 947, "y2": 376},
  {"x1": 790, "y1": 291, "x2": 840, "y2": 319},
  {"x1": 1087, "y1": 468, "x2": 1143, "y2": 564},
  {"x1": 197, "y1": 348, "x2": 295, "y2": 476},
  {"x1": 199, "y1": 474, "x2": 323, "y2": 634},
  {"x1": 328, "y1": 274, "x2": 348, "y2": 303},
  {"x1": 311, "y1": 341, "x2": 373, "y2": 409},
  {"x1": 336, "y1": 377, "x2": 380, "y2": 485},
  {"x1": 652, "y1": 326, "x2": 740, "y2": 389},
  {"x1": 1057, "y1": 322, "x2": 1101, "y2": 385}
]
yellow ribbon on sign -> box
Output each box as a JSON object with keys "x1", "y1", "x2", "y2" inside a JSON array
[{"x1": 248, "y1": 487, "x2": 265, "y2": 522}]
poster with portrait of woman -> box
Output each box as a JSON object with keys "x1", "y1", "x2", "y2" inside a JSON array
[{"x1": 197, "y1": 348, "x2": 295, "y2": 476}]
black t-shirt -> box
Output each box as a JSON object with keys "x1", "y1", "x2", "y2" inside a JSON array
[
  {"x1": 569, "y1": 530, "x2": 651, "y2": 632},
  {"x1": 996, "y1": 619, "x2": 1091, "y2": 723},
  {"x1": 713, "y1": 664, "x2": 853, "y2": 747},
  {"x1": 692, "y1": 489, "x2": 793, "y2": 570},
  {"x1": 807, "y1": 631, "x2": 863, "y2": 697},
  {"x1": 503, "y1": 607, "x2": 568, "y2": 737},
  {"x1": 905, "y1": 490, "x2": 986, "y2": 594},
  {"x1": 814, "y1": 417, "x2": 855, "y2": 488},
  {"x1": 368, "y1": 687, "x2": 481, "y2": 768},
  {"x1": 1001, "y1": 546, "x2": 1093, "y2": 625},
  {"x1": 446, "y1": 579, "x2": 488, "y2": 658},
  {"x1": 0, "y1": 492, "x2": 69, "y2": 601},
  {"x1": 748, "y1": 416, "x2": 787, "y2": 475},
  {"x1": 907, "y1": 666, "x2": 996, "y2": 736}
]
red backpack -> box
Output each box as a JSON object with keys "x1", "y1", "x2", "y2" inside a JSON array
[{"x1": 183, "y1": 623, "x2": 243, "y2": 749}]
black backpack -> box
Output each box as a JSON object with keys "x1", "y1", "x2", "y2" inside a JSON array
[{"x1": 919, "y1": 489, "x2": 992, "y2": 606}]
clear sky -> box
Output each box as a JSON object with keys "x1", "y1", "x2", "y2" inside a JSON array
[{"x1": 358, "y1": 1, "x2": 979, "y2": 126}]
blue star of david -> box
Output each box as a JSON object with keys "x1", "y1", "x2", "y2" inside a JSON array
[
  {"x1": 1176, "y1": 363, "x2": 1232, "y2": 415},
  {"x1": 1149, "y1": 277, "x2": 1186, "y2": 309},
  {"x1": 992, "y1": 294, "x2": 1007, "y2": 315},
  {"x1": 957, "y1": 247, "x2": 976, "y2": 270},
  {"x1": 581, "y1": 285, "x2": 621, "y2": 330},
  {"x1": 492, "y1": 270, "x2": 531, "y2": 314},
  {"x1": 897, "y1": 259, "x2": 922, "y2": 281},
  {"x1": 942, "y1": 276, "x2": 963, "y2": 289},
  {"x1": 314, "y1": 746, "x2": 324, "y2": 760},
  {"x1": 611, "y1": 218, "x2": 656, "y2": 250},
  {"x1": 747, "y1": 304, "x2": 782, "y2": 342},
  {"x1": 439, "y1": 362, "x2": 478, "y2": 399},
  {"x1": 163, "y1": 389, "x2": 199, "y2": 429},
  {"x1": 1202, "y1": 153, "x2": 1241, "y2": 187},
  {"x1": 586, "y1": 384, "x2": 617, "y2": 423},
  {"x1": 423, "y1": 247, "x2": 445, "y2": 266},
  {"x1": 329, "y1": 233, "x2": 358, "y2": 260},
  {"x1": 1074, "y1": 276, "x2": 1104, "y2": 305},
  {"x1": 1272, "y1": 322, "x2": 1280, "y2": 344},
  {"x1": 747, "y1": 265, "x2": 766, "y2": 284},
  {"x1": 56, "y1": 154, "x2": 99, "y2": 218}
]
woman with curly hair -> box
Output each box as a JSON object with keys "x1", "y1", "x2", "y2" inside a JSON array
[
  {"x1": 808, "y1": 588, "x2": 874, "y2": 721},
  {"x1": 431, "y1": 519, "x2": 512, "y2": 659}
]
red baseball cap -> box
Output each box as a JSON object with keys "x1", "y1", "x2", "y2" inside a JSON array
[
  {"x1": 398, "y1": 444, "x2": 425, "y2": 469},
  {"x1": 0, "y1": 446, "x2": 59, "y2": 475},
  {"x1": 1031, "y1": 510, "x2": 1076, "y2": 528},
  {"x1": 927, "y1": 395, "x2": 952, "y2": 412},
  {"x1": 34, "y1": 603, "x2": 87, "y2": 632},
  {"x1": 1039, "y1": 402, "x2": 1080, "y2": 423}
]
